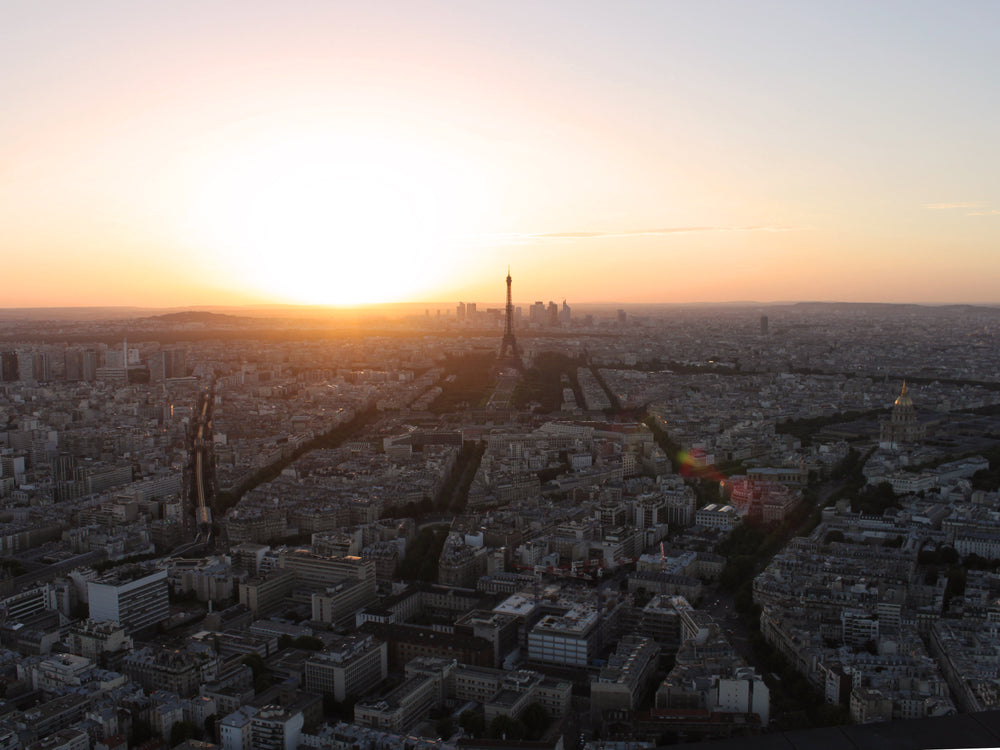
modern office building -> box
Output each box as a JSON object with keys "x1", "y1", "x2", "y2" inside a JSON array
[
  {"x1": 527, "y1": 606, "x2": 600, "y2": 667},
  {"x1": 87, "y1": 567, "x2": 169, "y2": 634},
  {"x1": 303, "y1": 635, "x2": 387, "y2": 701},
  {"x1": 251, "y1": 705, "x2": 304, "y2": 750},
  {"x1": 0, "y1": 351, "x2": 18, "y2": 381}
]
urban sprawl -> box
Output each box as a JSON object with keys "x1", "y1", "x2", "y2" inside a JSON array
[{"x1": 2, "y1": 297, "x2": 1000, "y2": 749}]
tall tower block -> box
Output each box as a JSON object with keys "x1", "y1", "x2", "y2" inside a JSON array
[{"x1": 498, "y1": 267, "x2": 523, "y2": 369}]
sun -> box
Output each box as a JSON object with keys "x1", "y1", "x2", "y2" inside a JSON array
[{"x1": 183, "y1": 126, "x2": 476, "y2": 305}]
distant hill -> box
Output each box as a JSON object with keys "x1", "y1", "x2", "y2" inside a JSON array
[
  {"x1": 786, "y1": 302, "x2": 1000, "y2": 316},
  {"x1": 143, "y1": 311, "x2": 252, "y2": 324}
]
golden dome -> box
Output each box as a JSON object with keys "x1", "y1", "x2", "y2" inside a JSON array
[{"x1": 894, "y1": 381, "x2": 913, "y2": 408}]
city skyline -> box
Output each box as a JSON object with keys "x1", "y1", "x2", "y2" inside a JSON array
[{"x1": 4, "y1": 2, "x2": 1000, "y2": 308}]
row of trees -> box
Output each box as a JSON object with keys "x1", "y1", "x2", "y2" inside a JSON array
[
  {"x1": 130, "y1": 715, "x2": 217, "y2": 748},
  {"x1": 435, "y1": 441, "x2": 486, "y2": 515},
  {"x1": 455, "y1": 705, "x2": 550, "y2": 741},
  {"x1": 214, "y1": 404, "x2": 379, "y2": 520},
  {"x1": 775, "y1": 409, "x2": 885, "y2": 446},
  {"x1": 395, "y1": 525, "x2": 450, "y2": 582}
]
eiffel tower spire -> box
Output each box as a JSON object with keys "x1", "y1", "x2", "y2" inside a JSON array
[{"x1": 499, "y1": 267, "x2": 522, "y2": 369}]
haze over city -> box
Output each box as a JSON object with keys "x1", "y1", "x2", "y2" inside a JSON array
[{"x1": 4, "y1": 1, "x2": 1000, "y2": 309}]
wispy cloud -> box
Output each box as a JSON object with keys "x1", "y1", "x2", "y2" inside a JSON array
[
  {"x1": 923, "y1": 202, "x2": 985, "y2": 210},
  {"x1": 538, "y1": 226, "x2": 797, "y2": 239},
  {"x1": 922, "y1": 201, "x2": 999, "y2": 216},
  {"x1": 470, "y1": 225, "x2": 803, "y2": 246}
]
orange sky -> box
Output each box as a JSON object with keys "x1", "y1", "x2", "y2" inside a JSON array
[{"x1": 2, "y1": 2, "x2": 999, "y2": 308}]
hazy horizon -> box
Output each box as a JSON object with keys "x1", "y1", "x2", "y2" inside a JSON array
[{"x1": 3, "y1": 298, "x2": 1000, "y2": 325}]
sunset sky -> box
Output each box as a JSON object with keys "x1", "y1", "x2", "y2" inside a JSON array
[{"x1": 3, "y1": 1, "x2": 999, "y2": 308}]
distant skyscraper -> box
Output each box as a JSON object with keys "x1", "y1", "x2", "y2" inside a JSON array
[
  {"x1": 617, "y1": 309, "x2": 627, "y2": 325},
  {"x1": 150, "y1": 349, "x2": 187, "y2": 382},
  {"x1": 169, "y1": 349, "x2": 186, "y2": 378},
  {"x1": 65, "y1": 349, "x2": 83, "y2": 381},
  {"x1": 547, "y1": 301, "x2": 559, "y2": 327},
  {"x1": 32, "y1": 351, "x2": 52, "y2": 382},
  {"x1": 0, "y1": 351, "x2": 18, "y2": 382},
  {"x1": 456, "y1": 302, "x2": 466, "y2": 322},
  {"x1": 530, "y1": 301, "x2": 546, "y2": 326},
  {"x1": 82, "y1": 350, "x2": 98, "y2": 382},
  {"x1": 16, "y1": 351, "x2": 34, "y2": 383},
  {"x1": 560, "y1": 299, "x2": 571, "y2": 327},
  {"x1": 104, "y1": 349, "x2": 125, "y2": 370},
  {"x1": 760, "y1": 315, "x2": 769, "y2": 336}
]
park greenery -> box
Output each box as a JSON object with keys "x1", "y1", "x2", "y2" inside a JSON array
[
  {"x1": 431, "y1": 351, "x2": 497, "y2": 413},
  {"x1": 972, "y1": 445, "x2": 1000, "y2": 491},
  {"x1": 512, "y1": 352, "x2": 584, "y2": 412}
]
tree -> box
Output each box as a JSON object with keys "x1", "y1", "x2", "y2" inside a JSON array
[
  {"x1": 851, "y1": 482, "x2": 899, "y2": 516},
  {"x1": 778, "y1": 710, "x2": 812, "y2": 730},
  {"x1": 488, "y1": 714, "x2": 526, "y2": 741},
  {"x1": 815, "y1": 703, "x2": 852, "y2": 726},
  {"x1": 459, "y1": 709, "x2": 485, "y2": 738},
  {"x1": 436, "y1": 716, "x2": 456, "y2": 739},
  {"x1": 522, "y1": 703, "x2": 551, "y2": 740},
  {"x1": 241, "y1": 652, "x2": 272, "y2": 693},
  {"x1": 945, "y1": 566, "x2": 967, "y2": 602},
  {"x1": 323, "y1": 693, "x2": 356, "y2": 721},
  {"x1": 129, "y1": 719, "x2": 152, "y2": 746},
  {"x1": 204, "y1": 714, "x2": 217, "y2": 743},
  {"x1": 170, "y1": 720, "x2": 199, "y2": 747},
  {"x1": 633, "y1": 586, "x2": 651, "y2": 607},
  {"x1": 940, "y1": 546, "x2": 960, "y2": 565},
  {"x1": 824, "y1": 530, "x2": 845, "y2": 545},
  {"x1": 396, "y1": 526, "x2": 449, "y2": 582},
  {"x1": 292, "y1": 635, "x2": 324, "y2": 651}
]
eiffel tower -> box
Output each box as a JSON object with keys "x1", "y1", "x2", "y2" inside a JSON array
[{"x1": 498, "y1": 267, "x2": 523, "y2": 369}]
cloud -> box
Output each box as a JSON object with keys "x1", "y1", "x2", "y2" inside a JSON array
[
  {"x1": 539, "y1": 225, "x2": 799, "y2": 239},
  {"x1": 922, "y1": 201, "x2": 999, "y2": 216},
  {"x1": 923, "y1": 202, "x2": 984, "y2": 210},
  {"x1": 473, "y1": 225, "x2": 802, "y2": 245},
  {"x1": 539, "y1": 227, "x2": 714, "y2": 238}
]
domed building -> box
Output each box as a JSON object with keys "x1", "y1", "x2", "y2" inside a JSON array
[{"x1": 879, "y1": 381, "x2": 926, "y2": 447}]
